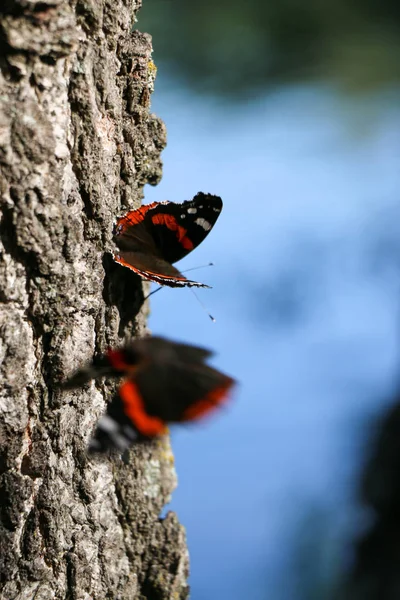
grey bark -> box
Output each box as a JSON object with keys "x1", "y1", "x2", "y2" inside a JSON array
[{"x1": 0, "y1": 1, "x2": 189, "y2": 598}]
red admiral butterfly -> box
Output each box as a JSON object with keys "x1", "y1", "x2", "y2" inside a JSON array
[
  {"x1": 113, "y1": 192, "x2": 222, "y2": 288},
  {"x1": 63, "y1": 336, "x2": 235, "y2": 453}
]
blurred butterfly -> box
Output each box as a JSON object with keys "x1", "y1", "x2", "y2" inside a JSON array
[{"x1": 63, "y1": 336, "x2": 235, "y2": 453}]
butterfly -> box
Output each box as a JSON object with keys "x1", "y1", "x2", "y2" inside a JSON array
[
  {"x1": 113, "y1": 192, "x2": 222, "y2": 288},
  {"x1": 63, "y1": 336, "x2": 235, "y2": 453}
]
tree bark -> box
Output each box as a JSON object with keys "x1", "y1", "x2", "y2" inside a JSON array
[{"x1": 0, "y1": 1, "x2": 189, "y2": 598}]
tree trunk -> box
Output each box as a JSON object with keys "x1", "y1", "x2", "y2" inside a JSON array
[{"x1": 0, "y1": 1, "x2": 189, "y2": 598}]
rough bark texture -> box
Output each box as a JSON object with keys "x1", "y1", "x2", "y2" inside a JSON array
[{"x1": 0, "y1": 1, "x2": 189, "y2": 598}]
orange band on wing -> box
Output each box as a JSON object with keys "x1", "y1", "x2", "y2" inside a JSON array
[
  {"x1": 119, "y1": 380, "x2": 167, "y2": 437},
  {"x1": 116, "y1": 202, "x2": 160, "y2": 232},
  {"x1": 107, "y1": 350, "x2": 131, "y2": 371},
  {"x1": 151, "y1": 213, "x2": 194, "y2": 250},
  {"x1": 182, "y1": 379, "x2": 234, "y2": 422}
]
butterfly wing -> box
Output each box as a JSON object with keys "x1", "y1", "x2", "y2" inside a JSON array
[
  {"x1": 130, "y1": 360, "x2": 235, "y2": 425},
  {"x1": 132, "y1": 336, "x2": 214, "y2": 364},
  {"x1": 147, "y1": 192, "x2": 223, "y2": 264},
  {"x1": 63, "y1": 337, "x2": 213, "y2": 389},
  {"x1": 89, "y1": 361, "x2": 234, "y2": 452},
  {"x1": 66, "y1": 337, "x2": 233, "y2": 452},
  {"x1": 113, "y1": 193, "x2": 223, "y2": 282},
  {"x1": 62, "y1": 355, "x2": 117, "y2": 388},
  {"x1": 114, "y1": 250, "x2": 211, "y2": 288}
]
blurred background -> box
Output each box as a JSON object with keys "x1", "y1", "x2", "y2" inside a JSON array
[{"x1": 137, "y1": 2, "x2": 400, "y2": 598}]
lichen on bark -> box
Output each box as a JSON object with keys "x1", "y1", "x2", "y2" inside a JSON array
[{"x1": 0, "y1": 1, "x2": 189, "y2": 598}]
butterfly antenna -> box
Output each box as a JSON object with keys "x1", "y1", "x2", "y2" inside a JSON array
[
  {"x1": 190, "y1": 288, "x2": 216, "y2": 322},
  {"x1": 183, "y1": 262, "x2": 214, "y2": 274}
]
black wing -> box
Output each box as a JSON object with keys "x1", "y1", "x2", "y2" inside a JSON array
[
  {"x1": 62, "y1": 355, "x2": 115, "y2": 388},
  {"x1": 147, "y1": 192, "x2": 223, "y2": 264},
  {"x1": 131, "y1": 359, "x2": 234, "y2": 423},
  {"x1": 133, "y1": 336, "x2": 214, "y2": 364}
]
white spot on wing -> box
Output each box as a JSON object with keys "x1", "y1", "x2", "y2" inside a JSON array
[
  {"x1": 187, "y1": 207, "x2": 197, "y2": 214},
  {"x1": 98, "y1": 415, "x2": 118, "y2": 432},
  {"x1": 123, "y1": 425, "x2": 138, "y2": 441},
  {"x1": 180, "y1": 214, "x2": 186, "y2": 218},
  {"x1": 195, "y1": 218, "x2": 212, "y2": 231}
]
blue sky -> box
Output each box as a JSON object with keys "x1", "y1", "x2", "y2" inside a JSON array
[{"x1": 144, "y1": 81, "x2": 400, "y2": 599}]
